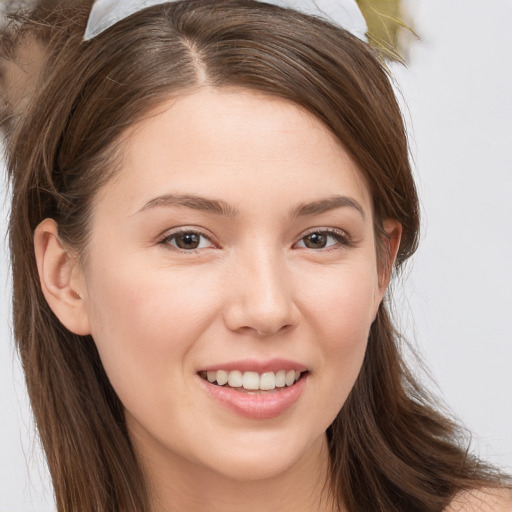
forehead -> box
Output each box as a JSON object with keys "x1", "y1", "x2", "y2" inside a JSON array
[{"x1": 98, "y1": 87, "x2": 372, "y2": 217}]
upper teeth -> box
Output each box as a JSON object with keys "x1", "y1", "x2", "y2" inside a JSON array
[{"x1": 204, "y1": 370, "x2": 302, "y2": 390}]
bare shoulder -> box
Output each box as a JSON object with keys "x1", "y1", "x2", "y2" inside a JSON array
[{"x1": 445, "y1": 488, "x2": 512, "y2": 512}]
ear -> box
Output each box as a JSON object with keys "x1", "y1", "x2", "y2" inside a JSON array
[
  {"x1": 34, "y1": 218, "x2": 91, "y2": 336},
  {"x1": 377, "y1": 219, "x2": 402, "y2": 294}
]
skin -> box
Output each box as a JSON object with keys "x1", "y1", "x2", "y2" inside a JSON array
[
  {"x1": 445, "y1": 489, "x2": 512, "y2": 512},
  {"x1": 35, "y1": 88, "x2": 402, "y2": 511},
  {"x1": 33, "y1": 88, "x2": 512, "y2": 512}
]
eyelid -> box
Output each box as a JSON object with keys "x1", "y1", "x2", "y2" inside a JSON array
[
  {"x1": 156, "y1": 226, "x2": 353, "y2": 253},
  {"x1": 293, "y1": 227, "x2": 352, "y2": 250},
  {"x1": 157, "y1": 227, "x2": 218, "y2": 253}
]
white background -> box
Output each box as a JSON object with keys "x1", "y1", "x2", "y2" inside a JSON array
[{"x1": 1, "y1": 0, "x2": 511, "y2": 510}]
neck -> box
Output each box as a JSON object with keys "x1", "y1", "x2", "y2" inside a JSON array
[{"x1": 134, "y1": 431, "x2": 340, "y2": 512}]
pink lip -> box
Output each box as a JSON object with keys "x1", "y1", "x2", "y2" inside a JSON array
[
  {"x1": 200, "y1": 358, "x2": 308, "y2": 373},
  {"x1": 198, "y1": 372, "x2": 308, "y2": 420}
]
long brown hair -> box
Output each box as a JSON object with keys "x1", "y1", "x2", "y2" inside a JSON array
[{"x1": 2, "y1": 1, "x2": 509, "y2": 510}]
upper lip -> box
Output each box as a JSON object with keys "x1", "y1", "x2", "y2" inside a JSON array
[{"x1": 199, "y1": 358, "x2": 308, "y2": 374}]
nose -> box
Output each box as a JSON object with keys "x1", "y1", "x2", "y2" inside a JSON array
[{"x1": 223, "y1": 247, "x2": 297, "y2": 337}]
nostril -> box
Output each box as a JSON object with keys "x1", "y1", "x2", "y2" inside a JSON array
[{"x1": 254, "y1": 323, "x2": 294, "y2": 337}]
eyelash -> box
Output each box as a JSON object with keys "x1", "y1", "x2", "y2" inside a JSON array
[
  {"x1": 296, "y1": 227, "x2": 351, "y2": 251},
  {"x1": 158, "y1": 229, "x2": 216, "y2": 254},
  {"x1": 158, "y1": 227, "x2": 352, "y2": 254}
]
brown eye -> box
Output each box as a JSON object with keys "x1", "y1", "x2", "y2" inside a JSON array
[
  {"x1": 296, "y1": 229, "x2": 349, "y2": 250},
  {"x1": 303, "y1": 232, "x2": 328, "y2": 249},
  {"x1": 175, "y1": 232, "x2": 201, "y2": 249},
  {"x1": 161, "y1": 231, "x2": 214, "y2": 252}
]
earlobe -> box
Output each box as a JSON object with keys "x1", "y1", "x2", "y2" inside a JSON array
[{"x1": 34, "y1": 219, "x2": 91, "y2": 336}]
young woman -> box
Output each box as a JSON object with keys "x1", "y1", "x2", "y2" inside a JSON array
[{"x1": 1, "y1": 1, "x2": 511, "y2": 511}]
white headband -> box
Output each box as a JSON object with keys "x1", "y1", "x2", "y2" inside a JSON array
[{"x1": 84, "y1": 0, "x2": 368, "y2": 41}]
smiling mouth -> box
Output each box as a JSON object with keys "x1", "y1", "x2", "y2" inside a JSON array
[{"x1": 198, "y1": 369, "x2": 307, "y2": 393}]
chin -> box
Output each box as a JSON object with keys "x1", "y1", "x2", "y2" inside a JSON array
[
  {"x1": 191, "y1": 429, "x2": 327, "y2": 483},
  {"x1": 203, "y1": 456, "x2": 300, "y2": 483}
]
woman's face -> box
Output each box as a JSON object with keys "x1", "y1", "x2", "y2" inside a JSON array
[{"x1": 78, "y1": 88, "x2": 393, "y2": 481}]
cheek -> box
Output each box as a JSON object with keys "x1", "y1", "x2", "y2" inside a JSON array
[
  {"x1": 297, "y1": 261, "x2": 378, "y2": 411},
  {"x1": 83, "y1": 239, "x2": 381, "y2": 445},
  {"x1": 298, "y1": 257, "x2": 379, "y2": 342},
  {"x1": 83, "y1": 253, "x2": 221, "y2": 405}
]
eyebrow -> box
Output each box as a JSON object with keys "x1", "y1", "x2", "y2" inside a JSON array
[
  {"x1": 290, "y1": 195, "x2": 365, "y2": 220},
  {"x1": 139, "y1": 194, "x2": 238, "y2": 217},
  {"x1": 138, "y1": 193, "x2": 365, "y2": 220}
]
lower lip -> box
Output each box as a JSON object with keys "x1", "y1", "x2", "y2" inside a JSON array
[{"x1": 199, "y1": 374, "x2": 308, "y2": 420}]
